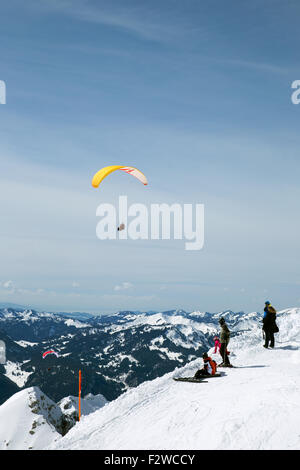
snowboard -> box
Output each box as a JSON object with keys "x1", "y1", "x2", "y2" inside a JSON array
[{"x1": 173, "y1": 373, "x2": 221, "y2": 383}]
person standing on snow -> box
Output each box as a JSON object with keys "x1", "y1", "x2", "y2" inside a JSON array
[
  {"x1": 262, "y1": 301, "x2": 278, "y2": 349},
  {"x1": 218, "y1": 318, "x2": 232, "y2": 367}
]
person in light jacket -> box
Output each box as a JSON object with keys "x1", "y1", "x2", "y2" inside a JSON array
[{"x1": 218, "y1": 318, "x2": 232, "y2": 367}]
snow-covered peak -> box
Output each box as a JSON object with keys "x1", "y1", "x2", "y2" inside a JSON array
[
  {"x1": 0, "y1": 307, "x2": 91, "y2": 327},
  {"x1": 0, "y1": 387, "x2": 62, "y2": 450},
  {"x1": 63, "y1": 318, "x2": 90, "y2": 329},
  {"x1": 0, "y1": 386, "x2": 108, "y2": 450},
  {"x1": 58, "y1": 393, "x2": 108, "y2": 426},
  {"x1": 0, "y1": 309, "x2": 54, "y2": 321}
]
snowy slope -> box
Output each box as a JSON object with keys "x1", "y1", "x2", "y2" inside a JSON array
[
  {"x1": 0, "y1": 386, "x2": 108, "y2": 450},
  {"x1": 49, "y1": 308, "x2": 300, "y2": 450},
  {"x1": 0, "y1": 387, "x2": 62, "y2": 450},
  {"x1": 3, "y1": 360, "x2": 33, "y2": 387},
  {"x1": 57, "y1": 393, "x2": 108, "y2": 429}
]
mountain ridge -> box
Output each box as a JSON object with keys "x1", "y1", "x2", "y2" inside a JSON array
[{"x1": 0, "y1": 306, "x2": 264, "y2": 406}]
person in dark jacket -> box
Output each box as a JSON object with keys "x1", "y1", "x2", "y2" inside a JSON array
[
  {"x1": 263, "y1": 301, "x2": 278, "y2": 349},
  {"x1": 218, "y1": 317, "x2": 232, "y2": 367}
]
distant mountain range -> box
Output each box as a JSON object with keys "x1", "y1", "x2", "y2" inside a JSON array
[{"x1": 0, "y1": 307, "x2": 263, "y2": 405}]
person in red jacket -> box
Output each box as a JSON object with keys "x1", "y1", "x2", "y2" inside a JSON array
[
  {"x1": 194, "y1": 352, "x2": 217, "y2": 378},
  {"x1": 213, "y1": 336, "x2": 221, "y2": 353},
  {"x1": 214, "y1": 335, "x2": 230, "y2": 357}
]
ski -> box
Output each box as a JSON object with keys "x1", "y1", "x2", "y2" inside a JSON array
[
  {"x1": 173, "y1": 373, "x2": 221, "y2": 383},
  {"x1": 173, "y1": 378, "x2": 209, "y2": 383},
  {"x1": 218, "y1": 364, "x2": 236, "y2": 368}
]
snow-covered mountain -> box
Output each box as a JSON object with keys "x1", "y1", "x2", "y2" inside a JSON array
[
  {"x1": 57, "y1": 393, "x2": 108, "y2": 431},
  {"x1": 1, "y1": 307, "x2": 299, "y2": 450},
  {"x1": 0, "y1": 386, "x2": 108, "y2": 450},
  {"x1": 46, "y1": 308, "x2": 300, "y2": 450},
  {"x1": 0, "y1": 308, "x2": 91, "y2": 341},
  {"x1": 0, "y1": 387, "x2": 63, "y2": 450},
  {"x1": 1, "y1": 307, "x2": 254, "y2": 405}
]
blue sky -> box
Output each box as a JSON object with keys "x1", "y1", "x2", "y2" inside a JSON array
[{"x1": 0, "y1": 0, "x2": 300, "y2": 314}]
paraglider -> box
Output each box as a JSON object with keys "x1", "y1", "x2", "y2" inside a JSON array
[
  {"x1": 42, "y1": 350, "x2": 59, "y2": 371},
  {"x1": 92, "y1": 165, "x2": 148, "y2": 188},
  {"x1": 42, "y1": 350, "x2": 59, "y2": 359}
]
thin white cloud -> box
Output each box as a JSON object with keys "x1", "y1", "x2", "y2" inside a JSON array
[
  {"x1": 102, "y1": 293, "x2": 157, "y2": 303},
  {"x1": 114, "y1": 282, "x2": 134, "y2": 292},
  {"x1": 1, "y1": 280, "x2": 14, "y2": 289},
  {"x1": 17, "y1": 288, "x2": 38, "y2": 295},
  {"x1": 0, "y1": 280, "x2": 16, "y2": 296},
  {"x1": 32, "y1": 0, "x2": 191, "y2": 43},
  {"x1": 219, "y1": 58, "x2": 289, "y2": 76}
]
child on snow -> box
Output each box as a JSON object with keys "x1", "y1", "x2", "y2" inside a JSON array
[
  {"x1": 213, "y1": 336, "x2": 221, "y2": 353},
  {"x1": 213, "y1": 335, "x2": 230, "y2": 356}
]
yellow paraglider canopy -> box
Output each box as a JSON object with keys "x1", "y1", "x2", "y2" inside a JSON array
[{"x1": 92, "y1": 165, "x2": 148, "y2": 188}]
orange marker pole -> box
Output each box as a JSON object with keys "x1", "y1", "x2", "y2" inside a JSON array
[{"x1": 78, "y1": 369, "x2": 82, "y2": 421}]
